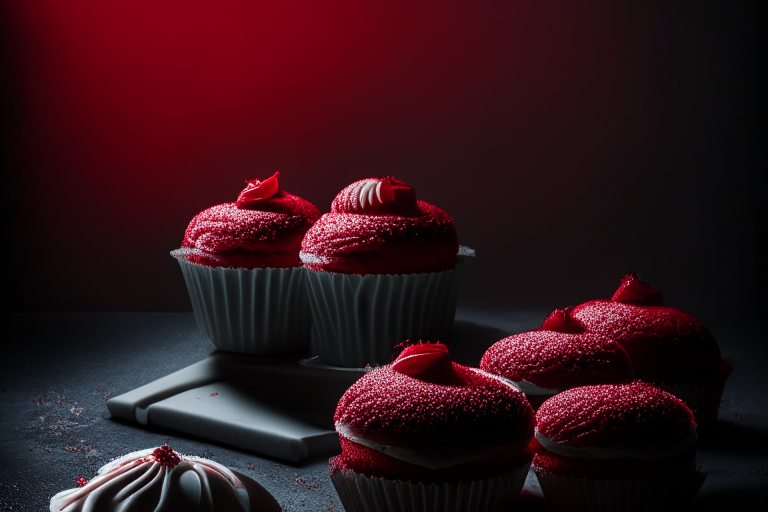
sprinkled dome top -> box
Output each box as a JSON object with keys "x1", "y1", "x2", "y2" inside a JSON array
[
  {"x1": 180, "y1": 173, "x2": 320, "y2": 268},
  {"x1": 300, "y1": 177, "x2": 458, "y2": 274},
  {"x1": 536, "y1": 382, "x2": 695, "y2": 450},
  {"x1": 334, "y1": 343, "x2": 534, "y2": 453},
  {"x1": 480, "y1": 329, "x2": 634, "y2": 391},
  {"x1": 568, "y1": 273, "x2": 722, "y2": 383}
]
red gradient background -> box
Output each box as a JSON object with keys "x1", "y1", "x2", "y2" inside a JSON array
[{"x1": 2, "y1": 1, "x2": 760, "y2": 330}]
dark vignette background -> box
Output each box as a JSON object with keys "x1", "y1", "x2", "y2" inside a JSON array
[{"x1": 2, "y1": 0, "x2": 762, "y2": 335}]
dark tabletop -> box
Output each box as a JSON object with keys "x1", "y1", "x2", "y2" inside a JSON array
[{"x1": 1, "y1": 309, "x2": 766, "y2": 511}]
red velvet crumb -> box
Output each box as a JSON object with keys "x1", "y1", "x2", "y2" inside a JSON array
[
  {"x1": 151, "y1": 445, "x2": 181, "y2": 468},
  {"x1": 76, "y1": 476, "x2": 87, "y2": 487}
]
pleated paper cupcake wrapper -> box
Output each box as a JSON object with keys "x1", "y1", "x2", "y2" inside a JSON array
[
  {"x1": 171, "y1": 249, "x2": 311, "y2": 354},
  {"x1": 534, "y1": 464, "x2": 707, "y2": 512},
  {"x1": 330, "y1": 462, "x2": 530, "y2": 512},
  {"x1": 306, "y1": 246, "x2": 475, "y2": 368},
  {"x1": 660, "y1": 375, "x2": 728, "y2": 424}
]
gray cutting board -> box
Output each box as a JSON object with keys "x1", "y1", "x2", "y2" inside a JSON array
[{"x1": 107, "y1": 352, "x2": 367, "y2": 462}]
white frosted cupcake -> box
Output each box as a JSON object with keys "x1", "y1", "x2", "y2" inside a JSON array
[
  {"x1": 50, "y1": 445, "x2": 281, "y2": 511},
  {"x1": 300, "y1": 176, "x2": 473, "y2": 367},
  {"x1": 172, "y1": 172, "x2": 320, "y2": 354}
]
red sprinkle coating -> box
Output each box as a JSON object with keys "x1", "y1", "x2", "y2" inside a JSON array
[
  {"x1": 301, "y1": 178, "x2": 458, "y2": 275},
  {"x1": 536, "y1": 382, "x2": 695, "y2": 449},
  {"x1": 480, "y1": 331, "x2": 634, "y2": 390},
  {"x1": 182, "y1": 188, "x2": 320, "y2": 269},
  {"x1": 335, "y1": 350, "x2": 534, "y2": 456},
  {"x1": 151, "y1": 445, "x2": 181, "y2": 469},
  {"x1": 570, "y1": 300, "x2": 721, "y2": 384}
]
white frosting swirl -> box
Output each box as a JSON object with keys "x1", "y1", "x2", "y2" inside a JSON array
[
  {"x1": 352, "y1": 179, "x2": 388, "y2": 211},
  {"x1": 50, "y1": 448, "x2": 278, "y2": 512},
  {"x1": 535, "y1": 424, "x2": 698, "y2": 460},
  {"x1": 515, "y1": 380, "x2": 560, "y2": 397}
]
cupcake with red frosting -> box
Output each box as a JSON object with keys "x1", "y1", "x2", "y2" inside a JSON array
[
  {"x1": 300, "y1": 176, "x2": 473, "y2": 367},
  {"x1": 171, "y1": 173, "x2": 320, "y2": 353},
  {"x1": 566, "y1": 273, "x2": 730, "y2": 422},
  {"x1": 532, "y1": 382, "x2": 707, "y2": 511},
  {"x1": 330, "y1": 342, "x2": 534, "y2": 512},
  {"x1": 480, "y1": 308, "x2": 635, "y2": 408},
  {"x1": 50, "y1": 445, "x2": 281, "y2": 512}
]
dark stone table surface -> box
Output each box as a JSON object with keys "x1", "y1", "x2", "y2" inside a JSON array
[{"x1": 1, "y1": 309, "x2": 766, "y2": 511}]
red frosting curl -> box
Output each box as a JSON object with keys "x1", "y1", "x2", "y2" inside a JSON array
[
  {"x1": 181, "y1": 176, "x2": 320, "y2": 269},
  {"x1": 611, "y1": 272, "x2": 664, "y2": 306},
  {"x1": 391, "y1": 342, "x2": 458, "y2": 385},
  {"x1": 540, "y1": 307, "x2": 585, "y2": 334},
  {"x1": 236, "y1": 172, "x2": 280, "y2": 207}
]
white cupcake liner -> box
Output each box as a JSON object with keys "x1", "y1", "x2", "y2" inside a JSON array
[
  {"x1": 305, "y1": 246, "x2": 474, "y2": 367},
  {"x1": 171, "y1": 249, "x2": 311, "y2": 354},
  {"x1": 330, "y1": 461, "x2": 530, "y2": 512},
  {"x1": 533, "y1": 464, "x2": 707, "y2": 512}
]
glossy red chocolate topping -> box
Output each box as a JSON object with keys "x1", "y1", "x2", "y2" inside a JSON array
[
  {"x1": 236, "y1": 172, "x2": 280, "y2": 207},
  {"x1": 181, "y1": 176, "x2": 320, "y2": 269},
  {"x1": 334, "y1": 343, "x2": 534, "y2": 455},
  {"x1": 480, "y1": 330, "x2": 634, "y2": 390},
  {"x1": 390, "y1": 342, "x2": 457, "y2": 385},
  {"x1": 569, "y1": 274, "x2": 721, "y2": 383},
  {"x1": 301, "y1": 177, "x2": 458, "y2": 274},
  {"x1": 536, "y1": 382, "x2": 695, "y2": 449}
]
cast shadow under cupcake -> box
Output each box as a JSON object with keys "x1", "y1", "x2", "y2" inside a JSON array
[
  {"x1": 107, "y1": 415, "x2": 335, "y2": 469},
  {"x1": 448, "y1": 319, "x2": 512, "y2": 367},
  {"x1": 692, "y1": 486, "x2": 767, "y2": 512},
  {"x1": 697, "y1": 419, "x2": 768, "y2": 456}
]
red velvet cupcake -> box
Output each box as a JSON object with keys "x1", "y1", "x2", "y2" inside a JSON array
[
  {"x1": 330, "y1": 343, "x2": 535, "y2": 512},
  {"x1": 567, "y1": 273, "x2": 730, "y2": 422},
  {"x1": 532, "y1": 382, "x2": 707, "y2": 511},
  {"x1": 480, "y1": 309, "x2": 634, "y2": 408},
  {"x1": 171, "y1": 173, "x2": 321, "y2": 354},
  {"x1": 300, "y1": 176, "x2": 474, "y2": 367},
  {"x1": 50, "y1": 446, "x2": 281, "y2": 512}
]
